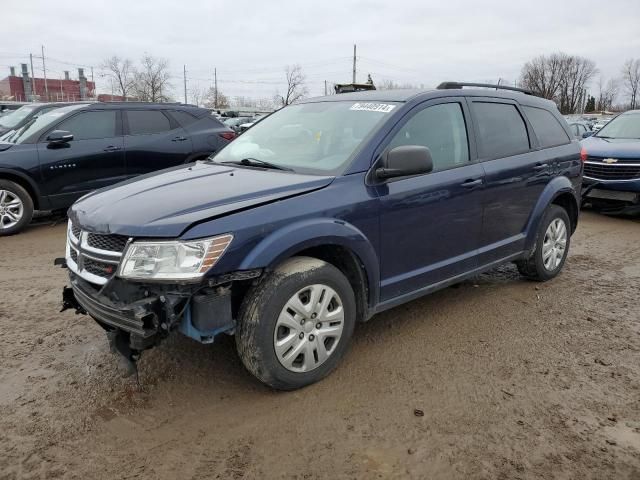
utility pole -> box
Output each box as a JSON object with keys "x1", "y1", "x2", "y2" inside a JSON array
[
  {"x1": 29, "y1": 53, "x2": 35, "y2": 99},
  {"x1": 41, "y1": 45, "x2": 49, "y2": 101},
  {"x1": 324, "y1": 80, "x2": 327, "y2": 96},
  {"x1": 183, "y1": 64, "x2": 187, "y2": 104},
  {"x1": 214, "y1": 67, "x2": 218, "y2": 109},
  {"x1": 352, "y1": 44, "x2": 357, "y2": 84}
]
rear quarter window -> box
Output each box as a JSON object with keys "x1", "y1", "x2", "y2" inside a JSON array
[
  {"x1": 471, "y1": 102, "x2": 530, "y2": 159},
  {"x1": 523, "y1": 106, "x2": 570, "y2": 148},
  {"x1": 126, "y1": 110, "x2": 172, "y2": 135},
  {"x1": 169, "y1": 110, "x2": 199, "y2": 127}
]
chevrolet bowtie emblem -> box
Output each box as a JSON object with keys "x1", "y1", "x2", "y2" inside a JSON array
[{"x1": 603, "y1": 158, "x2": 618, "y2": 164}]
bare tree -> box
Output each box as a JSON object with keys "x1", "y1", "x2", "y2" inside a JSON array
[
  {"x1": 376, "y1": 79, "x2": 422, "y2": 90},
  {"x1": 520, "y1": 53, "x2": 597, "y2": 114},
  {"x1": 520, "y1": 54, "x2": 566, "y2": 100},
  {"x1": 621, "y1": 58, "x2": 640, "y2": 109},
  {"x1": 558, "y1": 55, "x2": 597, "y2": 114},
  {"x1": 377, "y1": 79, "x2": 400, "y2": 90},
  {"x1": 276, "y1": 64, "x2": 308, "y2": 106},
  {"x1": 133, "y1": 55, "x2": 172, "y2": 103},
  {"x1": 189, "y1": 85, "x2": 206, "y2": 107},
  {"x1": 255, "y1": 97, "x2": 275, "y2": 111},
  {"x1": 596, "y1": 77, "x2": 619, "y2": 112},
  {"x1": 101, "y1": 56, "x2": 135, "y2": 99},
  {"x1": 204, "y1": 86, "x2": 229, "y2": 109}
]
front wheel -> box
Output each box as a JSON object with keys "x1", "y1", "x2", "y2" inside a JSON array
[
  {"x1": 0, "y1": 180, "x2": 34, "y2": 236},
  {"x1": 516, "y1": 205, "x2": 571, "y2": 281},
  {"x1": 236, "y1": 257, "x2": 356, "y2": 390}
]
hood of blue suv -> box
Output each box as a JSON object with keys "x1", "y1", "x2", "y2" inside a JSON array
[
  {"x1": 581, "y1": 136, "x2": 640, "y2": 158},
  {"x1": 69, "y1": 162, "x2": 334, "y2": 237}
]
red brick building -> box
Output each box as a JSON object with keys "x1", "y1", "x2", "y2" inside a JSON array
[{"x1": 0, "y1": 65, "x2": 95, "y2": 102}]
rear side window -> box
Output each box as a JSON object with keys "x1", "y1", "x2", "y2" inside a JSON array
[
  {"x1": 126, "y1": 110, "x2": 172, "y2": 135},
  {"x1": 169, "y1": 110, "x2": 199, "y2": 127},
  {"x1": 523, "y1": 106, "x2": 570, "y2": 148},
  {"x1": 472, "y1": 102, "x2": 529, "y2": 159},
  {"x1": 55, "y1": 111, "x2": 117, "y2": 140},
  {"x1": 388, "y1": 102, "x2": 469, "y2": 172}
]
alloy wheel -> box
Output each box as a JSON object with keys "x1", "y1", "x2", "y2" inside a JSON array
[
  {"x1": 0, "y1": 189, "x2": 24, "y2": 230},
  {"x1": 542, "y1": 218, "x2": 567, "y2": 271}
]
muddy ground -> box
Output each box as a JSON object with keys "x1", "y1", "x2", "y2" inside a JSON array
[{"x1": 1, "y1": 211, "x2": 639, "y2": 479}]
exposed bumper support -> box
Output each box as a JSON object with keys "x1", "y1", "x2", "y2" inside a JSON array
[{"x1": 59, "y1": 268, "x2": 255, "y2": 368}]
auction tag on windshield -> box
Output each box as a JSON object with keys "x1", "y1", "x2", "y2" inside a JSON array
[{"x1": 350, "y1": 103, "x2": 395, "y2": 113}]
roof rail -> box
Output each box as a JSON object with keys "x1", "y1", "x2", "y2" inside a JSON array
[
  {"x1": 437, "y1": 81, "x2": 535, "y2": 96},
  {"x1": 97, "y1": 101, "x2": 198, "y2": 107}
]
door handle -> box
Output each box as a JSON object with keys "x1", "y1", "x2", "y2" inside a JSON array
[
  {"x1": 533, "y1": 163, "x2": 549, "y2": 171},
  {"x1": 103, "y1": 145, "x2": 122, "y2": 152},
  {"x1": 172, "y1": 136, "x2": 187, "y2": 142},
  {"x1": 461, "y1": 178, "x2": 483, "y2": 188}
]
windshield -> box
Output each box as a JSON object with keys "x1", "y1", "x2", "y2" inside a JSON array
[
  {"x1": 0, "y1": 104, "x2": 85, "y2": 144},
  {"x1": 596, "y1": 113, "x2": 640, "y2": 139},
  {"x1": 213, "y1": 101, "x2": 398, "y2": 175},
  {"x1": 0, "y1": 105, "x2": 39, "y2": 129}
]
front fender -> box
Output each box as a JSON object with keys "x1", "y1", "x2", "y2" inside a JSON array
[
  {"x1": 524, "y1": 176, "x2": 578, "y2": 252},
  {"x1": 238, "y1": 218, "x2": 380, "y2": 307},
  {"x1": 0, "y1": 166, "x2": 46, "y2": 209}
]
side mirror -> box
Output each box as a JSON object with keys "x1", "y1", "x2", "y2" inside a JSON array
[
  {"x1": 582, "y1": 131, "x2": 594, "y2": 138},
  {"x1": 376, "y1": 145, "x2": 434, "y2": 180},
  {"x1": 47, "y1": 130, "x2": 74, "y2": 145}
]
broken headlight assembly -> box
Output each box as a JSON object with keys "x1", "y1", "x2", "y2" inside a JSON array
[{"x1": 118, "y1": 234, "x2": 233, "y2": 281}]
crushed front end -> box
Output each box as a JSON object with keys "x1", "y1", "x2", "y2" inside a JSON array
[{"x1": 58, "y1": 220, "x2": 259, "y2": 370}]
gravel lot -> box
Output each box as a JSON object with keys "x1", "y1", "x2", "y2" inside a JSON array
[{"x1": 1, "y1": 211, "x2": 639, "y2": 479}]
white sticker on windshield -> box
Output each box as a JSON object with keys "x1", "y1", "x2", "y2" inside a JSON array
[{"x1": 350, "y1": 103, "x2": 395, "y2": 113}]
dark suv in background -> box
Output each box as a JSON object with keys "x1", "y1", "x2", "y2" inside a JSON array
[
  {"x1": 0, "y1": 102, "x2": 235, "y2": 235},
  {"x1": 59, "y1": 82, "x2": 582, "y2": 390}
]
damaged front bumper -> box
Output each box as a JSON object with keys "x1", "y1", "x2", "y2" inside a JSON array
[{"x1": 59, "y1": 263, "x2": 260, "y2": 365}]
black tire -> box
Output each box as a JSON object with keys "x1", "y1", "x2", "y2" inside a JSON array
[
  {"x1": 236, "y1": 256, "x2": 357, "y2": 390},
  {"x1": 0, "y1": 180, "x2": 34, "y2": 236},
  {"x1": 516, "y1": 205, "x2": 571, "y2": 281}
]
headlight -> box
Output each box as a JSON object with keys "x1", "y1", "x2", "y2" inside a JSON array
[{"x1": 118, "y1": 234, "x2": 233, "y2": 281}]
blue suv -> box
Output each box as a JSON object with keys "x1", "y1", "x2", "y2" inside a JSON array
[{"x1": 59, "y1": 82, "x2": 582, "y2": 390}]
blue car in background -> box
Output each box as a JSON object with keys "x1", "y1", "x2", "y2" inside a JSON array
[{"x1": 581, "y1": 110, "x2": 640, "y2": 214}]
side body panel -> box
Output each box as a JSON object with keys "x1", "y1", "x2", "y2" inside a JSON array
[{"x1": 184, "y1": 174, "x2": 382, "y2": 309}]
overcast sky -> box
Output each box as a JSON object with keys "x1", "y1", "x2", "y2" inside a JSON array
[{"x1": 2, "y1": 0, "x2": 640, "y2": 103}]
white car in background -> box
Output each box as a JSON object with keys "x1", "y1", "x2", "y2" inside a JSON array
[{"x1": 592, "y1": 117, "x2": 613, "y2": 132}]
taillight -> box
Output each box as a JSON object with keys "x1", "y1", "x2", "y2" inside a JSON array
[
  {"x1": 219, "y1": 131, "x2": 236, "y2": 141},
  {"x1": 580, "y1": 147, "x2": 588, "y2": 162}
]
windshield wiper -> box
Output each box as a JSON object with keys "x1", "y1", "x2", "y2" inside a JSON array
[{"x1": 219, "y1": 158, "x2": 294, "y2": 172}]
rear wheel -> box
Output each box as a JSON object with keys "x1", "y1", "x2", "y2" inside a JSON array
[
  {"x1": 516, "y1": 205, "x2": 570, "y2": 281},
  {"x1": 236, "y1": 257, "x2": 356, "y2": 390},
  {"x1": 0, "y1": 180, "x2": 33, "y2": 236}
]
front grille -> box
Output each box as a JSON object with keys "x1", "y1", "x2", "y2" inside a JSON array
[
  {"x1": 67, "y1": 221, "x2": 129, "y2": 285},
  {"x1": 83, "y1": 258, "x2": 118, "y2": 278},
  {"x1": 71, "y1": 224, "x2": 81, "y2": 241},
  {"x1": 584, "y1": 159, "x2": 640, "y2": 181},
  {"x1": 87, "y1": 233, "x2": 128, "y2": 253}
]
